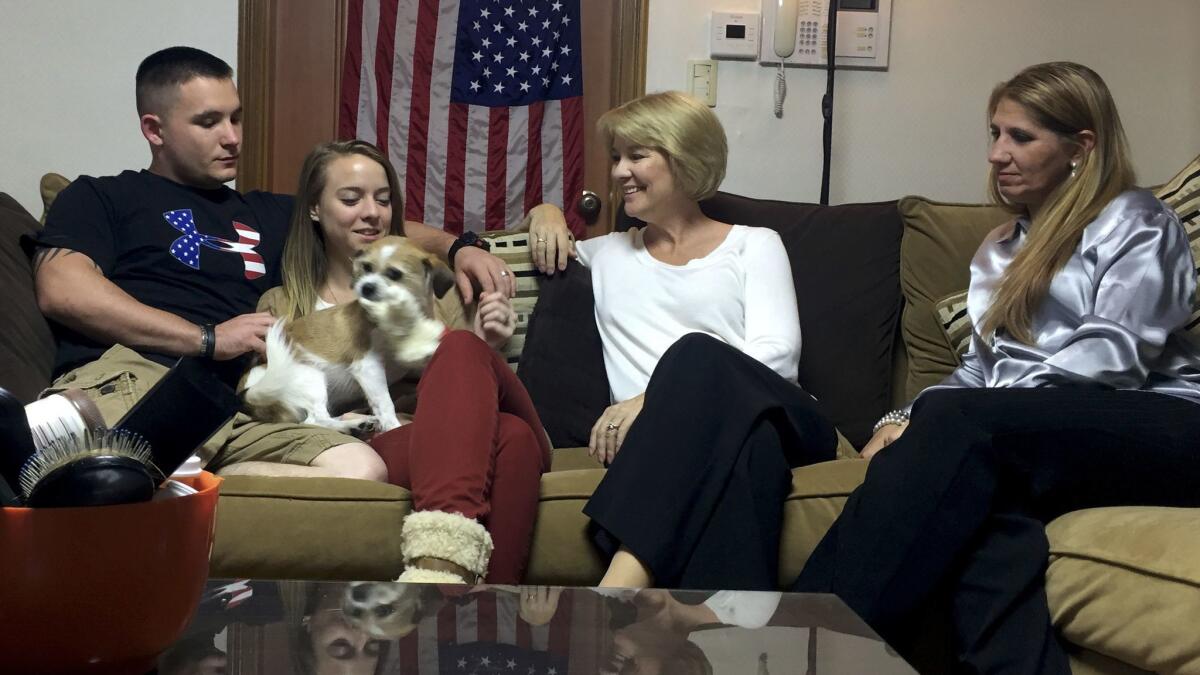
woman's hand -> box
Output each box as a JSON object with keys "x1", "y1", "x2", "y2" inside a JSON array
[
  {"x1": 518, "y1": 586, "x2": 563, "y2": 626},
  {"x1": 860, "y1": 420, "x2": 909, "y2": 461},
  {"x1": 589, "y1": 393, "x2": 646, "y2": 464},
  {"x1": 527, "y1": 204, "x2": 576, "y2": 275},
  {"x1": 454, "y1": 246, "x2": 516, "y2": 302},
  {"x1": 472, "y1": 291, "x2": 516, "y2": 350}
]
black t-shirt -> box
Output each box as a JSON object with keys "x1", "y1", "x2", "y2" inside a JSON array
[{"x1": 37, "y1": 170, "x2": 294, "y2": 383}]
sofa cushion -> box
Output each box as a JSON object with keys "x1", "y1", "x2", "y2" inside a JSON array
[
  {"x1": 0, "y1": 193, "x2": 55, "y2": 402},
  {"x1": 39, "y1": 173, "x2": 71, "y2": 225},
  {"x1": 210, "y1": 475, "x2": 409, "y2": 581},
  {"x1": 777, "y1": 458, "x2": 868, "y2": 585},
  {"x1": 517, "y1": 259, "x2": 611, "y2": 448},
  {"x1": 620, "y1": 193, "x2": 905, "y2": 448},
  {"x1": 1047, "y1": 506, "x2": 1200, "y2": 675},
  {"x1": 897, "y1": 197, "x2": 1010, "y2": 400},
  {"x1": 525, "y1": 455, "x2": 868, "y2": 587}
]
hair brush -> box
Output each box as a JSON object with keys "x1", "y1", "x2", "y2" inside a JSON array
[{"x1": 18, "y1": 429, "x2": 160, "y2": 508}]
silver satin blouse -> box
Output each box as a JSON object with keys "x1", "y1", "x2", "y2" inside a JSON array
[{"x1": 914, "y1": 189, "x2": 1200, "y2": 409}]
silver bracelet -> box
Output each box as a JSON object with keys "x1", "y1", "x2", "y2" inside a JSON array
[{"x1": 872, "y1": 409, "x2": 910, "y2": 435}]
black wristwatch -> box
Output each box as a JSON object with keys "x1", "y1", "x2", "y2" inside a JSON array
[{"x1": 447, "y1": 231, "x2": 491, "y2": 268}]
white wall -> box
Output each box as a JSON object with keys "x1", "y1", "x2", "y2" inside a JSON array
[
  {"x1": 647, "y1": 0, "x2": 1200, "y2": 205},
  {"x1": 0, "y1": 1, "x2": 238, "y2": 217}
]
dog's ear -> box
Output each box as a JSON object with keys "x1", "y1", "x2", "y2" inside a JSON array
[{"x1": 422, "y1": 257, "x2": 456, "y2": 298}]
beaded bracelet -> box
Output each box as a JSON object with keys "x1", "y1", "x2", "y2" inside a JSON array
[{"x1": 871, "y1": 409, "x2": 910, "y2": 435}]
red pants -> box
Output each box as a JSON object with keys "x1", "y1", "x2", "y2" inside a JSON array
[{"x1": 370, "y1": 331, "x2": 551, "y2": 583}]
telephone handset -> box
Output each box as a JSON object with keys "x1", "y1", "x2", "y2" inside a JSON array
[
  {"x1": 773, "y1": 0, "x2": 799, "y2": 58},
  {"x1": 770, "y1": 0, "x2": 800, "y2": 116}
]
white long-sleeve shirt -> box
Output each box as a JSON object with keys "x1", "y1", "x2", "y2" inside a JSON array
[{"x1": 576, "y1": 225, "x2": 801, "y2": 403}]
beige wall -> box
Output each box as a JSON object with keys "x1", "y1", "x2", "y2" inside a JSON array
[
  {"x1": 4, "y1": 2, "x2": 1198, "y2": 215},
  {"x1": 647, "y1": 0, "x2": 1200, "y2": 205},
  {"x1": 0, "y1": 1, "x2": 238, "y2": 217}
]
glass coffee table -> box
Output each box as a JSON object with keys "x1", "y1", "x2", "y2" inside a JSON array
[{"x1": 156, "y1": 580, "x2": 916, "y2": 674}]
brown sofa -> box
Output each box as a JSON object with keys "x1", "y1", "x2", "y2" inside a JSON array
[{"x1": 4, "y1": 157, "x2": 1199, "y2": 674}]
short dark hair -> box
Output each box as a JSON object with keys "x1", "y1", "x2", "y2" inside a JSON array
[{"x1": 135, "y1": 46, "x2": 233, "y2": 115}]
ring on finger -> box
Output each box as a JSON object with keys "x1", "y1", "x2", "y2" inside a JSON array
[{"x1": 500, "y1": 270, "x2": 509, "y2": 277}]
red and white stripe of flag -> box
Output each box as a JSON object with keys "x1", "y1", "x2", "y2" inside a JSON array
[{"x1": 339, "y1": 0, "x2": 585, "y2": 236}]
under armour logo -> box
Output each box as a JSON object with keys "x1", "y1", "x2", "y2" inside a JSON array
[{"x1": 163, "y1": 209, "x2": 266, "y2": 279}]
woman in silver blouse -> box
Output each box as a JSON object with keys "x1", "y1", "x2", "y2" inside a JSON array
[{"x1": 791, "y1": 62, "x2": 1200, "y2": 674}]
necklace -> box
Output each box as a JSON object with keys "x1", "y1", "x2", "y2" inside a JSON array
[{"x1": 322, "y1": 284, "x2": 352, "y2": 306}]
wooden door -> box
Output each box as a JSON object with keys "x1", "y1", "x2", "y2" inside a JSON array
[{"x1": 237, "y1": 0, "x2": 646, "y2": 237}]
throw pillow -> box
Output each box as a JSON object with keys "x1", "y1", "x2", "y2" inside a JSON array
[
  {"x1": 516, "y1": 259, "x2": 610, "y2": 449},
  {"x1": 479, "y1": 230, "x2": 539, "y2": 370},
  {"x1": 1155, "y1": 153, "x2": 1200, "y2": 333},
  {"x1": 39, "y1": 173, "x2": 71, "y2": 225},
  {"x1": 0, "y1": 193, "x2": 55, "y2": 402},
  {"x1": 935, "y1": 290, "x2": 971, "y2": 364},
  {"x1": 897, "y1": 197, "x2": 1010, "y2": 401}
]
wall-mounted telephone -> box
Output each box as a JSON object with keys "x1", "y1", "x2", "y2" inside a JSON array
[{"x1": 760, "y1": 0, "x2": 893, "y2": 71}]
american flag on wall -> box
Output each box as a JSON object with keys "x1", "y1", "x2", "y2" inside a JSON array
[{"x1": 340, "y1": 0, "x2": 586, "y2": 237}]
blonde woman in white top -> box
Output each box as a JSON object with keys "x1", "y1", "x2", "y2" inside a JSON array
[{"x1": 532, "y1": 92, "x2": 837, "y2": 591}]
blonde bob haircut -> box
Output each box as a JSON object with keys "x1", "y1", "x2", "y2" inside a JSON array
[
  {"x1": 980, "y1": 62, "x2": 1136, "y2": 344},
  {"x1": 276, "y1": 140, "x2": 406, "y2": 323},
  {"x1": 597, "y1": 91, "x2": 728, "y2": 202}
]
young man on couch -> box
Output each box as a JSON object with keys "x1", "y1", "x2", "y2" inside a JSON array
[{"x1": 31, "y1": 46, "x2": 514, "y2": 479}]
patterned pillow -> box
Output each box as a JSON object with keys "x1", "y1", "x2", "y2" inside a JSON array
[
  {"x1": 479, "y1": 230, "x2": 540, "y2": 370},
  {"x1": 933, "y1": 155, "x2": 1200, "y2": 363},
  {"x1": 1155, "y1": 154, "x2": 1200, "y2": 334},
  {"x1": 935, "y1": 290, "x2": 972, "y2": 363}
]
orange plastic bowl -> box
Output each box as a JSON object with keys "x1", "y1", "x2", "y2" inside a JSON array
[{"x1": 0, "y1": 471, "x2": 221, "y2": 674}]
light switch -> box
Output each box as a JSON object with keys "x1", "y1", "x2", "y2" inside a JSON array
[{"x1": 687, "y1": 59, "x2": 718, "y2": 107}]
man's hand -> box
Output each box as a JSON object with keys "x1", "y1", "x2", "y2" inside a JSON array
[
  {"x1": 860, "y1": 420, "x2": 909, "y2": 461},
  {"x1": 527, "y1": 204, "x2": 576, "y2": 276},
  {"x1": 518, "y1": 586, "x2": 563, "y2": 626},
  {"x1": 472, "y1": 291, "x2": 516, "y2": 350},
  {"x1": 589, "y1": 393, "x2": 646, "y2": 464},
  {"x1": 213, "y1": 312, "x2": 276, "y2": 360},
  {"x1": 454, "y1": 246, "x2": 516, "y2": 304}
]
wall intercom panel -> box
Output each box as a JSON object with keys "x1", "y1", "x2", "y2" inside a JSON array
[{"x1": 759, "y1": 0, "x2": 893, "y2": 71}]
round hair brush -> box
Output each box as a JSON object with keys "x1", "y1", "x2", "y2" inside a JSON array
[{"x1": 18, "y1": 429, "x2": 162, "y2": 508}]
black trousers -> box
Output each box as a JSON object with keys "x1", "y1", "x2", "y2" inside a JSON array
[
  {"x1": 584, "y1": 333, "x2": 838, "y2": 591},
  {"x1": 791, "y1": 387, "x2": 1200, "y2": 674}
]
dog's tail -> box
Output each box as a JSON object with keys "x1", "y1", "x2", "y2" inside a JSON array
[{"x1": 239, "y1": 321, "x2": 305, "y2": 423}]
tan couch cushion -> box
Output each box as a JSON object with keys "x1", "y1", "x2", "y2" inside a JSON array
[
  {"x1": 39, "y1": 172, "x2": 71, "y2": 224},
  {"x1": 779, "y1": 458, "x2": 868, "y2": 585},
  {"x1": 210, "y1": 475, "x2": 409, "y2": 581},
  {"x1": 896, "y1": 197, "x2": 1009, "y2": 400},
  {"x1": 530, "y1": 450, "x2": 867, "y2": 587},
  {"x1": 1047, "y1": 507, "x2": 1200, "y2": 675}
]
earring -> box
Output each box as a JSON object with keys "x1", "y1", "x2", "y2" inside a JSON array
[{"x1": 1070, "y1": 160, "x2": 1078, "y2": 178}]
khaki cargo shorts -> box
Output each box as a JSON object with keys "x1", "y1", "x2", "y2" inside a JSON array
[{"x1": 42, "y1": 344, "x2": 359, "y2": 470}]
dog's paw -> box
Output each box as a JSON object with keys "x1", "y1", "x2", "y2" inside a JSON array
[
  {"x1": 379, "y1": 415, "x2": 403, "y2": 433},
  {"x1": 348, "y1": 416, "x2": 381, "y2": 437}
]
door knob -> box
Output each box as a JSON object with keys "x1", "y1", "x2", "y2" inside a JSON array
[{"x1": 577, "y1": 190, "x2": 602, "y2": 223}]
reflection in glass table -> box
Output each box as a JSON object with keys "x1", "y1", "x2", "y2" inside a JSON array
[{"x1": 157, "y1": 580, "x2": 916, "y2": 674}]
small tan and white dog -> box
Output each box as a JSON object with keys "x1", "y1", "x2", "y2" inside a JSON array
[
  {"x1": 340, "y1": 581, "x2": 442, "y2": 639},
  {"x1": 241, "y1": 236, "x2": 455, "y2": 435}
]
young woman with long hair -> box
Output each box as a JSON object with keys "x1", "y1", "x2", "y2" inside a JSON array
[{"x1": 261, "y1": 140, "x2": 550, "y2": 584}]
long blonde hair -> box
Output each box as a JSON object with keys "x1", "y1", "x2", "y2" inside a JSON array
[
  {"x1": 276, "y1": 140, "x2": 405, "y2": 322},
  {"x1": 980, "y1": 62, "x2": 1136, "y2": 344}
]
